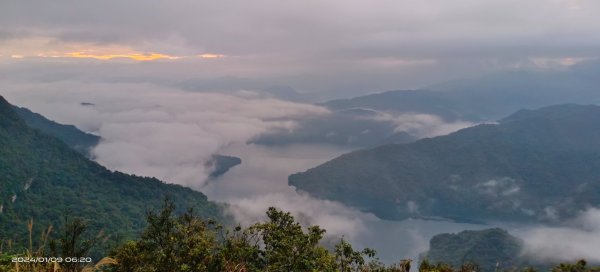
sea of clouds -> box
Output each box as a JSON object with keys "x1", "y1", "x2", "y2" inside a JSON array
[{"x1": 5, "y1": 79, "x2": 600, "y2": 264}]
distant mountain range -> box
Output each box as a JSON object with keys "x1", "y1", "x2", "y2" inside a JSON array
[
  {"x1": 324, "y1": 90, "x2": 467, "y2": 121},
  {"x1": 0, "y1": 96, "x2": 221, "y2": 249},
  {"x1": 289, "y1": 104, "x2": 600, "y2": 223},
  {"x1": 254, "y1": 60, "x2": 600, "y2": 149},
  {"x1": 250, "y1": 107, "x2": 416, "y2": 148},
  {"x1": 326, "y1": 60, "x2": 600, "y2": 121}
]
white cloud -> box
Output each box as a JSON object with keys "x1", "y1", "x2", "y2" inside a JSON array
[
  {"x1": 371, "y1": 111, "x2": 475, "y2": 138},
  {"x1": 519, "y1": 208, "x2": 600, "y2": 262},
  {"x1": 3, "y1": 82, "x2": 327, "y2": 187},
  {"x1": 476, "y1": 177, "x2": 521, "y2": 197}
]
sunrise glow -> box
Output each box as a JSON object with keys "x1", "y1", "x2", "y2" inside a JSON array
[{"x1": 65, "y1": 51, "x2": 180, "y2": 61}]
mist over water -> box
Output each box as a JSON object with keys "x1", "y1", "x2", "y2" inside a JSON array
[{"x1": 203, "y1": 143, "x2": 488, "y2": 263}]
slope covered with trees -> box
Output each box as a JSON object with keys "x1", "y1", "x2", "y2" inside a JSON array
[
  {"x1": 290, "y1": 104, "x2": 600, "y2": 223},
  {"x1": 11, "y1": 105, "x2": 100, "y2": 157},
  {"x1": 0, "y1": 96, "x2": 221, "y2": 251},
  {"x1": 11, "y1": 104, "x2": 241, "y2": 179},
  {"x1": 422, "y1": 228, "x2": 525, "y2": 271}
]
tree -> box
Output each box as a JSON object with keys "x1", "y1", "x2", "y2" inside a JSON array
[
  {"x1": 111, "y1": 201, "x2": 405, "y2": 272},
  {"x1": 113, "y1": 200, "x2": 220, "y2": 272}
]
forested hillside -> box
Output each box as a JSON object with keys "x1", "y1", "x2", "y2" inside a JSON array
[
  {"x1": 290, "y1": 104, "x2": 600, "y2": 223},
  {"x1": 11, "y1": 105, "x2": 100, "y2": 157},
  {"x1": 0, "y1": 96, "x2": 221, "y2": 251},
  {"x1": 423, "y1": 228, "x2": 525, "y2": 271}
]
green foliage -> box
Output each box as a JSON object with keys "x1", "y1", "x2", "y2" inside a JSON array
[
  {"x1": 0, "y1": 96, "x2": 221, "y2": 257},
  {"x1": 248, "y1": 207, "x2": 334, "y2": 271},
  {"x1": 335, "y1": 238, "x2": 370, "y2": 271},
  {"x1": 11, "y1": 105, "x2": 100, "y2": 157},
  {"x1": 49, "y1": 218, "x2": 101, "y2": 272},
  {"x1": 419, "y1": 259, "x2": 456, "y2": 272},
  {"x1": 111, "y1": 201, "x2": 406, "y2": 272},
  {"x1": 0, "y1": 216, "x2": 116, "y2": 272},
  {"x1": 551, "y1": 260, "x2": 600, "y2": 272},
  {"x1": 418, "y1": 259, "x2": 484, "y2": 272},
  {"x1": 0, "y1": 200, "x2": 597, "y2": 272},
  {"x1": 113, "y1": 200, "x2": 221, "y2": 272},
  {"x1": 0, "y1": 254, "x2": 14, "y2": 272}
]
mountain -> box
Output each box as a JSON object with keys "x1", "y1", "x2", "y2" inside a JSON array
[
  {"x1": 428, "y1": 69, "x2": 600, "y2": 119},
  {"x1": 250, "y1": 108, "x2": 416, "y2": 148},
  {"x1": 324, "y1": 60, "x2": 600, "y2": 122},
  {"x1": 289, "y1": 104, "x2": 600, "y2": 223},
  {"x1": 12, "y1": 103, "x2": 241, "y2": 180},
  {"x1": 254, "y1": 62, "x2": 600, "y2": 149},
  {"x1": 422, "y1": 228, "x2": 525, "y2": 272},
  {"x1": 324, "y1": 90, "x2": 466, "y2": 121},
  {"x1": 0, "y1": 96, "x2": 221, "y2": 249},
  {"x1": 11, "y1": 105, "x2": 100, "y2": 157},
  {"x1": 205, "y1": 154, "x2": 242, "y2": 178}
]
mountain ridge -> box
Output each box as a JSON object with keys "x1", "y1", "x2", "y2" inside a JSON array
[
  {"x1": 289, "y1": 104, "x2": 600, "y2": 223},
  {"x1": 0, "y1": 96, "x2": 221, "y2": 249},
  {"x1": 11, "y1": 105, "x2": 100, "y2": 157}
]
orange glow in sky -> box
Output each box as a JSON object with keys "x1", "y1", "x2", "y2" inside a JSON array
[
  {"x1": 2, "y1": 38, "x2": 227, "y2": 61},
  {"x1": 65, "y1": 51, "x2": 180, "y2": 61}
]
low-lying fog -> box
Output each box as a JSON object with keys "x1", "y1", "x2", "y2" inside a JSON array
[
  {"x1": 4, "y1": 86, "x2": 486, "y2": 262},
  {"x1": 5, "y1": 85, "x2": 600, "y2": 264},
  {"x1": 204, "y1": 143, "x2": 488, "y2": 263}
]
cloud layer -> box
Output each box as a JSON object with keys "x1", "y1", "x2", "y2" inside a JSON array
[
  {"x1": 2, "y1": 0, "x2": 600, "y2": 96},
  {"x1": 519, "y1": 208, "x2": 600, "y2": 263},
  {"x1": 3, "y1": 83, "x2": 327, "y2": 187}
]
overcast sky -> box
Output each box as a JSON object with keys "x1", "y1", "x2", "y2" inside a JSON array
[{"x1": 2, "y1": 0, "x2": 600, "y2": 98}]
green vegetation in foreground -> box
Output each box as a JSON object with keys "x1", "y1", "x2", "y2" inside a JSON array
[
  {"x1": 0, "y1": 96, "x2": 221, "y2": 255},
  {"x1": 1, "y1": 201, "x2": 598, "y2": 272}
]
